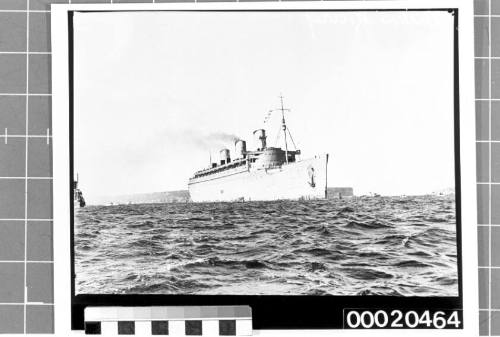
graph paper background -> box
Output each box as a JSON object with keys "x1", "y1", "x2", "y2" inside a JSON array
[{"x1": 0, "y1": 0, "x2": 495, "y2": 334}]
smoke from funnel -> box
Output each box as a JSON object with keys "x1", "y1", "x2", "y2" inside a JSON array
[
  {"x1": 205, "y1": 132, "x2": 240, "y2": 144},
  {"x1": 184, "y1": 131, "x2": 241, "y2": 150}
]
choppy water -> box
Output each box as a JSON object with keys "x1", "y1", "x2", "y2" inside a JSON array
[{"x1": 75, "y1": 195, "x2": 458, "y2": 296}]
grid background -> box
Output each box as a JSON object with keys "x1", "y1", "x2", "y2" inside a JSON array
[{"x1": 0, "y1": 0, "x2": 495, "y2": 334}]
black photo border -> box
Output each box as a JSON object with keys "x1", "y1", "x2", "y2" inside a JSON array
[{"x1": 68, "y1": 8, "x2": 463, "y2": 330}]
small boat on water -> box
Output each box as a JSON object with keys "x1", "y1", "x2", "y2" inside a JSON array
[{"x1": 74, "y1": 174, "x2": 86, "y2": 208}]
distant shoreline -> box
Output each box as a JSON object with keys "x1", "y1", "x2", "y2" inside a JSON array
[{"x1": 83, "y1": 190, "x2": 454, "y2": 207}]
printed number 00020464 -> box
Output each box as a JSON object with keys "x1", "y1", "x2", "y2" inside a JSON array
[{"x1": 344, "y1": 310, "x2": 462, "y2": 329}]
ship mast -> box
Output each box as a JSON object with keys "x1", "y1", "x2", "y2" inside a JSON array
[
  {"x1": 269, "y1": 94, "x2": 298, "y2": 164},
  {"x1": 279, "y1": 94, "x2": 289, "y2": 163}
]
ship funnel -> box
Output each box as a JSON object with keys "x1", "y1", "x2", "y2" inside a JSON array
[
  {"x1": 235, "y1": 140, "x2": 247, "y2": 158},
  {"x1": 220, "y1": 148, "x2": 230, "y2": 165},
  {"x1": 253, "y1": 129, "x2": 267, "y2": 150}
]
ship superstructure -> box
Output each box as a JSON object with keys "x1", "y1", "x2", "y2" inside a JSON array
[{"x1": 188, "y1": 96, "x2": 329, "y2": 202}]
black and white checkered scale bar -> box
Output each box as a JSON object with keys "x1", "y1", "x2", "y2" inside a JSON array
[{"x1": 84, "y1": 306, "x2": 252, "y2": 336}]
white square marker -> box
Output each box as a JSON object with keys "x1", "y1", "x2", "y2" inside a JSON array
[
  {"x1": 202, "y1": 319, "x2": 219, "y2": 336},
  {"x1": 169, "y1": 320, "x2": 185, "y2": 336},
  {"x1": 236, "y1": 319, "x2": 252, "y2": 336},
  {"x1": 101, "y1": 321, "x2": 118, "y2": 335},
  {"x1": 135, "y1": 321, "x2": 152, "y2": 335}
]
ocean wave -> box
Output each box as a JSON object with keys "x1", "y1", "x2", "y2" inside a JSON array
[
  {"x1": 173, "y1": 257, "x2": 269, "y2": 271},
  {"x1": 392, "y1": 260, "x2": 431, "y2": 268},
  {"x1": 344, "y1": 220, "x2": 392, "y2": 230},
  {"x1": 342, "y1": 267, "x2": 394, "y2": 280},
  {"x1": 75, "y1": 195, "x2": 458, "y2": 296}
]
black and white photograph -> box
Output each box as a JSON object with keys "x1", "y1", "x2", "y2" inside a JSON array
[
  {"x1": 72, "y1": 10, "x2": 459, "y2": 297},
  {"x1": 69, "y1": 8, "x2": 462, "y2": 299}
]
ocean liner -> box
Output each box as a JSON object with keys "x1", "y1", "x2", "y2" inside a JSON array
[{"x1": 188, "y1": 96, "x2": 329, "y2": 202}]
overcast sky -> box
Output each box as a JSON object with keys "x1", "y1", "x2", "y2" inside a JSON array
[{"x1": 73, "y1": 10, "x2": 455, "y2": 201}]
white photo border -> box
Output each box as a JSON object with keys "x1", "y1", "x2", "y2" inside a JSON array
[{"x1": 52, "y1": 1, "x2": 477, "y2": 335}]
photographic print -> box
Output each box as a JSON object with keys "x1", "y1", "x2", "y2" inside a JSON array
[{"x1": 70, "y1": 9, "x2": 461, "y2": 298}]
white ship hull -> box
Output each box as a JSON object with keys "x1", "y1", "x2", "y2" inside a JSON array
[{"x1": 188, "y1": 154, "x2": 328, "y2": 202}]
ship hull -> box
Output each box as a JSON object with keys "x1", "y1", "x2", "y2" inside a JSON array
[{"x1": 188, "y1": 154, "x2": 328, "y2": 202}]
